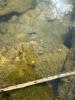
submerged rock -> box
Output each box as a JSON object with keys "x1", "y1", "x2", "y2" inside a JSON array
[{"x1": 0, "y1": 0, "x2": 34, "y2": 15}]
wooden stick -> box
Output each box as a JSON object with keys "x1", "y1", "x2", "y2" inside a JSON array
[{"x1": 0, "y1": 71, "x2": 75, "y2": 93}]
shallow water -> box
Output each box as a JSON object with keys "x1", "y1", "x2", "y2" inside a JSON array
[{"x1": 0, "y1": 0, "x2": 75, "y2": 100}]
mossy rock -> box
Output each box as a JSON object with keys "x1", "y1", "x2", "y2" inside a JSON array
[
  {"x1": 0, "y1": 63, "x2": 58, "y2": 100},
  {"x1": 0, "y1": 0, "x2": 35, "y2": 15}
]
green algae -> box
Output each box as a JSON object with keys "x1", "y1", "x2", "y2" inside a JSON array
[{"x1": 0, "y1": 0, "x2": 74, "y2": 100}]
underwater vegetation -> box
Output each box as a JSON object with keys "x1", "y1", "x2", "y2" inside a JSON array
[{"x1": 0, "y1": 0, "x2": 75, "y2": 100}]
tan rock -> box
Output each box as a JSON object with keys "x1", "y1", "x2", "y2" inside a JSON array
[{"x1": 15, "y1": 57, "x2": 20, "y2": 62}]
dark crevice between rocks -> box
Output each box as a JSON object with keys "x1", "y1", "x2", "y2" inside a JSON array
[
  {"x1": 61, "y1": 50, "x2": 70, "y2": 72},
  {"x1": 62, "y1": 6, "x2": 75, "y2": 71},
  {"x1": 0, "y1": 11, "x2": 23, "y2": 22},
  {"x1": 64, "y1": 26, "x2": 73, "y2": 49},
  {"x1": 70, "y1": 6, "x2": 75, "y2": 22},
  {"x1": 48, "y1": 79, "x2": 63, "y2": 96},
  {"x1": 64, "y1": 6, "x2": 75, "y2": 49},
  {"x1": 0, "y1": 91, "x2": 10, "y2": 100},
  {"x1": 0, "y1": 7, "x2": 34, "y2": 23}
]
